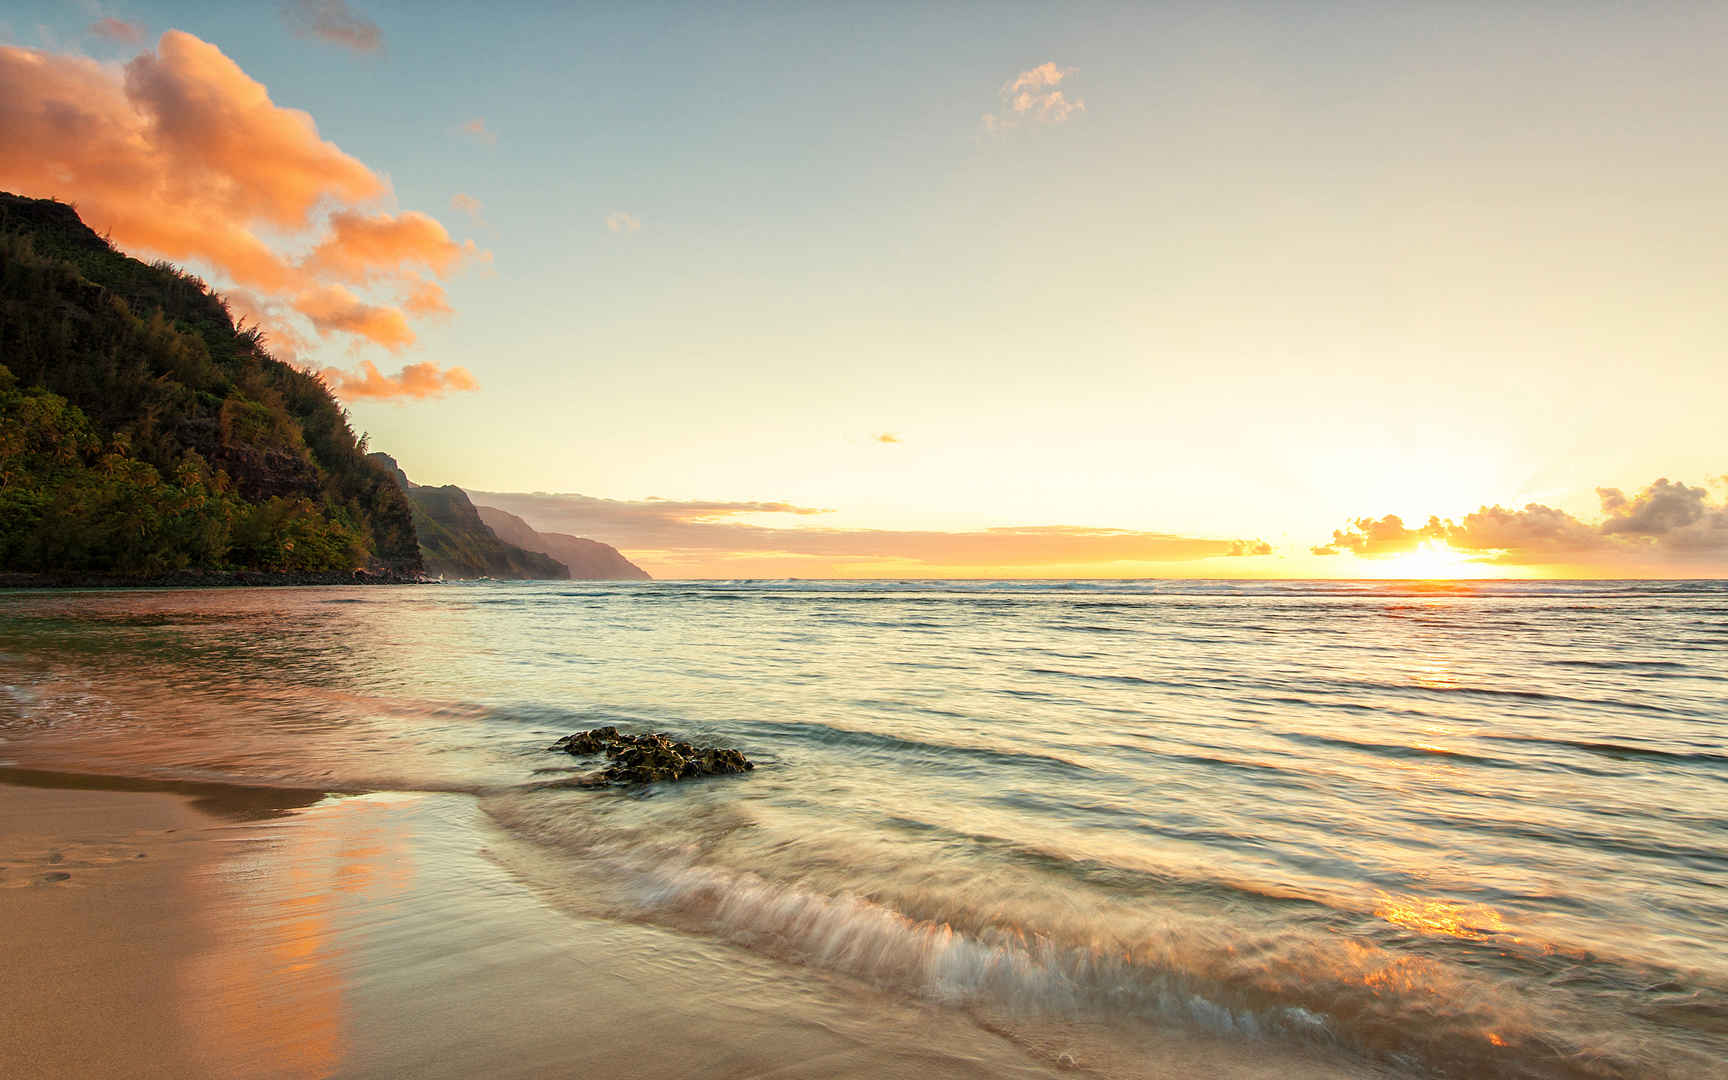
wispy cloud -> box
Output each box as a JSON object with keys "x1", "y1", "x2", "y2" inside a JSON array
[
  {"x1": 284, "y1": 0, "x2": 382, "y2": 54},
  {"x1": 320, "y1": 360, "x2": 479, "y2": 401},
  {"x1": 460, "y1": 118, "x2": 496, "y2": 144},
  {"x1": 450, "y1": 192, "x2": 484, "y2": 221},
  {"x1": 874, "y1": 433, "x2": 901, "y2": 444},
  {"x1": 468, "y1": 491, "x2": 1271, "y2": 577},
  {"x1": 1314, "y1": 475, "x2": 1728, "y2": 571},
  {"x1": 0, "y1": 31, "x2": 479, "y2": 398},
  {"x1": 88, "y1": 17, "x2": 143, "y2": 44},
  {"x1": 605, "y1": 210, "x2": 641, "y2": 233},
  {"x1": 983, "y1": 61, "x2": 1085, "y2": 133}
]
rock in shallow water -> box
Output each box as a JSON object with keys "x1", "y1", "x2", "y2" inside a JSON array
[{"x1": 548, "y1": 727, "x2": 754, "y2": 785}]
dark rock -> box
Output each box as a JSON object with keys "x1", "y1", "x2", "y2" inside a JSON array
[
  {"x1": 547, "y1": 727, "x2": 754, "y2": 785},
  {"x1": 549, "y1": 726, "x2": 624, "y2": 754}
]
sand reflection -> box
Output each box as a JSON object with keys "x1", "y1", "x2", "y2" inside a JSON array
[{"x1": 183, "y1": 794, "x2": 417, "y2": 1078}]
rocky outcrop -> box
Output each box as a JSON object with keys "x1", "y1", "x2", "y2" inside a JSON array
[
  {"x1": 475, "y1": 506, "x2": 651, "y2": 581},
  {"x1": 549, "y1": 726, "x2": 754, "y2": 785}
]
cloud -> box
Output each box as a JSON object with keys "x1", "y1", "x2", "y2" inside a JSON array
[
  {"x1": 460, "y1": 118, "x2": 495, "y2": 143},
  {"x1": 1316, "y1": 475, "x2": 1728, "y2": 571},
  {"x1": 1313, "y1": 514, "x2": 1437, "y2": 558},
  {"x1": 605, "y1": 210, "x2": 640, "y2": 233},
  {"x1": 303, "y1": 209, "x2": 475, "y2": 283},
  {"x1": 285, "y1": 0, "x2": 382, "y2": 54},
  {"x1": 224, "y1": 287, "x2": 314, "y2": 365},
  {"x1": 1227, "y1": 539, "x2": 1274, "y2": 557},
  {"x1": 0, "y1": 31, "x2": 481, "y2": 400},
  {"x1": 874, "y1": 433, "x2": 901, "y2": 444},
  {"x1": 319, "y1": 360, "x2": 479, "y2": 401},
  {"x1": 985, "y1": 62, "x2": 1085, "y2": 133},
  {"x1": 450, "y1": 192, "x2": 484, "y2": 220},
  {"x1": 294, "y1": 284, "x2": 415, "y2": 350},
  {"x1": 401, "y1": 279, "x2": 452, "y2": 316},
  {"x1": 466, "y1": 491, "x2": 1272, "y2": 576},
  {"x1": 89, "y1": 17, "x2": 144, "y2": 44}
]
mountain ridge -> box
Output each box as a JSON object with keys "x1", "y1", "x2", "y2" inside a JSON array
[
  {"x1": 475, "y1": 505, "x2": 650, "y2": 580},
  {"x1": 368, "y1": 453, "x2": 569, "y2": 580}
]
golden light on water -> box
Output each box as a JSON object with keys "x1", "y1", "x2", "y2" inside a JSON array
[{"x1": 1373, "y1": 892, "x2": 1518, "y2": 943}]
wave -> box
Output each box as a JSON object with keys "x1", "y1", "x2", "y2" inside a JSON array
[
  {"x1": 733, "y1": 717, "x2": 1092, "y2": 778},
  {"x1": 481, "y1": 789, "x2": 1710, "y2": 1080},
  {"x1": 1477, "y1": 734, "x2": 1728, "y2": 767}
]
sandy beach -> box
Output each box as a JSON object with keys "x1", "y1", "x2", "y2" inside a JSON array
[
  {"x1": 2, "y1": 771, "x2": 1046, "y2": 1080},
  {"x1": 0, "y1": 767, "x2": 1387, "y2": 1080}
]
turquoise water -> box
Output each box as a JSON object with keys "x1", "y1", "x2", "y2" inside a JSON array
[{"x1": 1, "y1": 580, "x2": 1724, "y2": 1077}]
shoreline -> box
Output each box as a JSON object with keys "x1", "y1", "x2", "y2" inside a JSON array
[
  {"x1": 0, "y1": 769, "x2": 1077, "y2": 1080},
  {"x1": 0, "y1": 767, "x2": 1383, "y2": 1080},
  {"x1": 0, "y1": 570, "x2": 435, "y2": 590}
]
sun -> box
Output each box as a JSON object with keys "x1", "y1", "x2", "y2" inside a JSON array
[{"x1": 1366, "y1": 540, "x2": 1498, "y2": 580}]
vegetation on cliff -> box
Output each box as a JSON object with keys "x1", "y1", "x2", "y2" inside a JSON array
[
  {"x1": 475, "y1": 505, "x2": 651, "y2": 580},
  {"x1": 367, "y1": 454, "x2": 568, "y2": 579},
  {"x1": 0, "y1": 193, "x2": 420, "y2": 576}
]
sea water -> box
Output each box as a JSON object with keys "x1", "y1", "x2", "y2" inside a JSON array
[{"x1": 0, "y1": 580, "x2": 1723, "y2": 1077}]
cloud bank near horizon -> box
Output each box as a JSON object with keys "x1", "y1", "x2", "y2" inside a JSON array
[
  {"x1": 1316, "y1": 475, "x2": 1728, "y2": 572},
  {"x1": 0, "y1": 30, "x2": 477, "y2": 399},
  {"x1": 468, "y1": 490, "x2": 1273, "y2": 577}
]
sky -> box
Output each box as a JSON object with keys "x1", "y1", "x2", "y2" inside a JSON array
[{"x1": 2, "y1": 1, "x2": 1725, "y2": 577}]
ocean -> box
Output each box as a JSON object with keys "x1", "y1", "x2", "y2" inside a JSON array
[{"x1": 1, "y1": 580, "x2": 1724, "y2": 1078}]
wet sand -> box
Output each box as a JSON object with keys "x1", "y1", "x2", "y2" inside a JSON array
[
  {"x1": 0, "y1": 772, "x2": 1076, "y2": 1079},
  {"x1": 0, "y1": 770, "x2": 1376, "y2": 1079}
]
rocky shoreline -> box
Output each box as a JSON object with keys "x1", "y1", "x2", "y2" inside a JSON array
[{"x1": 0, "y1": 569, "x2": 437, "y2": 589}]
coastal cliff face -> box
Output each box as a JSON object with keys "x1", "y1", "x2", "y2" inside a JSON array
[
  {"x1": 0, "y1": 193, "x2": 421, "y2": 576},
  {"x1": 368, "y1": 454, "x2": 569, "y2": 580},
  {"x1": 475, "y1": 505, "x2": 651, "y2": 581}
]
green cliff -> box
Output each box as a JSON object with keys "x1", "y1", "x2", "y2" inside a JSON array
[
  {"x1": 474, "y1": 504, "x2": 651, "y2": 580},
  {"x1": 0, "y1": 193, "x2": 421, "y2": 576},
  {"x1": 367, "y1": 454, "x2": 569, "y2": 580}
]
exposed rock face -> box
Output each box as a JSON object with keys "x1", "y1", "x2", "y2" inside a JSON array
[
  {"x1": 549, "y1": 726, "x2": 754, "y2": 785},
  {"x1": 475, "y1": 506, "x2": 651, "y2": 581}
]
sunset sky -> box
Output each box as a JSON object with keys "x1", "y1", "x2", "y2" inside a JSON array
[{"x1": 3, "y1": 2, "x2": 1725, "y2": 577}]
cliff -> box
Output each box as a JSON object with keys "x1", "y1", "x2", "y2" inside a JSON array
[
  {"x1": 475, "y1": 505, "x2": 651, "y2": 580},
  {"x1": 0, "y1": 193, "x2": 420, "y2": 576},
  {"x1": 368, "y1": 455, "x2": 568, "y2": 580}
]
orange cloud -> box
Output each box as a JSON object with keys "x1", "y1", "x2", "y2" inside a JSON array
[
  {"x1": 286, "y1": 0, "x2": 383, "y2": 54},
  {"x1": 986, "y1": 62, "x2": 1085, "y2": 132},
  {"x1": 0, "y1": 31, "x2": 481, "y2": 401},
  {"x1": 304, "y1": 210, "x2": 474, "y2": 283},
  {"x1": 604, "y1": 210, "x2": 640, "y2": 233},
  {"x1": 460, "y1": 118, "x2": 495, "y2": 143},
  {"x1": 90, "y1": 17, "x2": 145, "y2": 44},
  {"x1": 401, "y1": 280, "x2": 453, "y2": 316},
  {"x1": 294, "y1": 285, "x2": 414, "y2": 350},
  {"x1": 0, "y1": 32, "x2": 376, "y2": 283},
  {"x1": 320, "y1": 360, "x2": 479, "y2": 401},
  {"x1": 874, "y1": 433, "x2": 901, "y2": 444},
  {"x1": 1315, "y1": 475, "x2": 1728, "y2": 571},
  {"x1": 224, "y1": 288, "x2": 314, "y2": 365}
]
